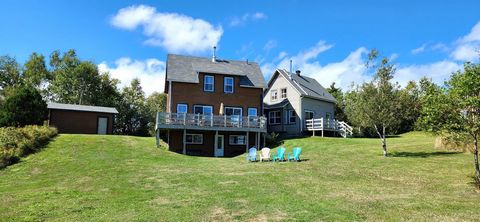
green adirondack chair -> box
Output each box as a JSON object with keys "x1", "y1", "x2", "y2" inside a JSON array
[
  {"x1": 288, "y1": 147, "x2": 302, "y2": 162},
  {"x1": 272, "y1": 147, "x2": 286, "y2": 162}
]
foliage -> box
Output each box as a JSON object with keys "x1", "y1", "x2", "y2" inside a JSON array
[
  {"x1": 0, "y1": 55, "x2": 22, "y2": 95},
  {"x1": 326, "y1": 82, "x2": 348, "y2": 122},
  {"x1": 146, "y1": 92, "x2": 167, "y2": 135},
  {"x1": 0, "y1": 125, "x2": 57, "y2": 168},
  {"x1": 265, "y1": 132, "x2": 281, "y2": 147},
  {"x1": 0, "y1": 84, "x2": 47, "y2": 127},
  {"x1": 345, "y1": 49, "x2": 401, "y2": 156},
  {"x1": 418, "y1": 61, "x2": 480, "y2": 184},
  {"x1": 115, "y1": 79, "x2": 150, "y2": 136}
]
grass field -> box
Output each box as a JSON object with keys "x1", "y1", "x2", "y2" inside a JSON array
[{"x1": 0, "y1": 132, "x2": 479, "y2": 221}]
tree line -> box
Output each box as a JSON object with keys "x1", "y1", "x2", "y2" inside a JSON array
[{"x1": 0, "y1": 49, "x2": 166, "y2": 136}]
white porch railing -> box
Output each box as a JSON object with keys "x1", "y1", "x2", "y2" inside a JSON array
[
  {"x1": 305, "y1": 118, "x2": 353, "y2": 138},
  {"x1": 156, "y1": 112, "x2": 267, "y2": 132}
]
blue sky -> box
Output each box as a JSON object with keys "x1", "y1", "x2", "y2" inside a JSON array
[{"x1": 1, "y1": 0, "x2": 479, "y2": 94}]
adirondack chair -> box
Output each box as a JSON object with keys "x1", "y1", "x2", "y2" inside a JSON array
[
  {"x1": 288, "y1": 147, "x2": 302, "y2": 162},
  {"x1": 246, "y1": 147, "x2": 257, "y2": 162},
  {"x1": 272, "y1": 147, "x2": 286, "y2": 162},
  {"x1": 259, "y1": 147, "x2": 271, "y2": 162}
]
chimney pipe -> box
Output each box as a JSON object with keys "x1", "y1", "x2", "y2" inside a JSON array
[
  {"x1": 296, "y1": 70, "x2": 301, "y2": 76},
  {"x1": 212, "y1": 46, "x2": 217, "y2": 63},
  {"x1": 289, "y1": 60, "x2": 293, "y2": 74}
]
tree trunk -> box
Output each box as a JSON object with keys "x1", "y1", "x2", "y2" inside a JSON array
[
  {"x1": 374, "y1": 124, "x2": 388, "y2": 157},
  {"x1": 382, "y1": 125, "x2": 387, "y2": 157},
  {"x1": 474, "y1": 135, "x2": 480, "y2": 184}
]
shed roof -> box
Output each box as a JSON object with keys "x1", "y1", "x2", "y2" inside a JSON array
[
  {"x1": 269, "y1": 69, "x2": 337, "y2": 103},
  {"x1": 166, "y1": 54, "x2": 266, "y2": 88},
  {"x1": 47, "y1": 102, "x2": 119, "y2": 114}
]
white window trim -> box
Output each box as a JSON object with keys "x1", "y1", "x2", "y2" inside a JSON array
[
  {"x1": 186, "y1": 133, "x2": 203, "y2": 144},
  {"x1": 271, "y1": 89, "x2": 278, "y2": 101},
  {"x1": 224, "y1": 77, "x2": 234, "y2": 93},
  {"x1": 269, "y1": 110, "x2": 281, "y2": 125},
  {"x1": 225, "y1": 107, "x2": 243, "y2": 117},
  {"x1": 281, "y1": 88, "x2": 287, "y2": 98},
  {"x1": 204, "y1": 75, "x2": 214, "y2": 92},
  {"x1": 177, "y1": 104, "x2": 188, "y2": 113},
  {"x1": 229, "y1": 135, "x2": 246, "y2": 145},
  {"x1": 288, "y1": 110, "x2": 296, "y2": 124},
  {"x1": 193, "y1": 105, "x2": 213, "y2": 115},
  {"x1": 248, "y1": 108, "x2": 258, "y2": 117}
]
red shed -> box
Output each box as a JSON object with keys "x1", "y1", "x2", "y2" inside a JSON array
[{"x1": 47, "y1": 102, "x2": 118, "y2": 134}]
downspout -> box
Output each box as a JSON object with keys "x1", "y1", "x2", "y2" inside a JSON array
[{"x1": 299, "y1": 96, "x2": 303, "y2": 134}]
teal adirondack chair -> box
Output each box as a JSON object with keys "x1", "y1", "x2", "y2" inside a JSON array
[
  {"x1": 247, "y1": 147, "x2": 257, "y2": 162},
  {"x1": 288, "y1": 147, "x2": 302, "y2": 162},
  {"x1": 272, "y1": 147, "x2": 286, "y2": 162}
]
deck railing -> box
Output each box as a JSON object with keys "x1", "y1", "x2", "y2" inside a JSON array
[
  {"x1": 156, "y1": 112, "x2": 267, "y2": 131},
  {"x1": 305, "y1": 118, "x2": 353, "y2": 138}
]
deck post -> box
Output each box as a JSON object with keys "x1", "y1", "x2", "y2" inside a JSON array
[
  {"x1": 257, "y1": 132, "x2": 260, "y2": 149},
  {"x1": 183, "y1": 129, "x2": 186, "y2": 155},
  {"x1": 246, "y1": 131, "x2": 249, "y2": 153},
  {"x1": 322, "y1": 129, "x2": 324, "y2": 137},
  {"x1": 155, "y1": 129, "x2": 160, "y2": 147},
  {"x1": 167, "y1": 130, "x2": 170, "y2": 150},
  {"x1": 214, "y1": 130, "x2": 218, "y2": 157}
]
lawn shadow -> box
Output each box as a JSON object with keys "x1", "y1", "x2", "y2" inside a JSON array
[{"x1": 390, "y1": 151, "x2": 462, "y2": 158}]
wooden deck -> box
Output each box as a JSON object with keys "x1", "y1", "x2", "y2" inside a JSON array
[{"x1": 305, "y1": 118, "x2": 353, "y2": 138}]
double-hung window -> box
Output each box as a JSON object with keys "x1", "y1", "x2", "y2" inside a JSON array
[
  {"x1": 224, "y1": 77, "x2": 234, "y2": 93},
  {"x1": 271, "y1": 90, "x2": 278, "y2": 101},
  {"x1": 225, "y1": 107, "x2": 242, "y2": 124},
  {"x1": 177, "y1": 104, "x2": 188, "y2": 113},
  {"x1": 288, "y1": 110, "x2": 296, "y2": 123},
  {"x1": 229, "y1": 135, "x2": 246, "y2": 145},
  {"x1": 194, "y1": 105, "x2": 213, "y2": 122},
  {"x1": 281, "y1": 88, "x2": 287, "y2": 98},
  {"x1": 248, "y1": 108, "x2": 257, "y2": 117},
  {"x1": 269, "y1": 111, "x2": 281, "y2": 124},
  {"x1": 186, "y1": 134, "x2": 203, "y2": 144},
  {"x1": 204, "y1": 75, "x2": 214, "y2": 92}
]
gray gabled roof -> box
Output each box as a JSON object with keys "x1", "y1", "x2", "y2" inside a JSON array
[
  {"x1": 166, "y1": 54, "x2": 266, "y2": 89},
  {"x1": 269, "y1": 69, "x2": 337, "y2": 103},
  {"x1": 47, "y1": 102, "x2": 119, "y2": 114}
]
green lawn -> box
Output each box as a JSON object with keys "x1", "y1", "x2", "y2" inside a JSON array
[{"x1": 0, "y1": 132, "x2": 479, "y2": 221}]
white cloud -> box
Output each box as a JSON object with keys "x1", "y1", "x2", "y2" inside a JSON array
[
  {"x1": 98, "y1": 58, "x2": 166, "y2": 95},
  {"x1": 229, "y1": 12, "x2": 267, "y2": 27},
  {"x1": 263, "y1": 40, "x2": 277, "y2": 51},
  {"x1": 395, "y1": 61, "x2": 462, "y2": 87},
  {"x1": 451, "y1": 21, "x2": 480, "y2": 61},
  {"x1": 411, "y1": 44, "x2": 426, "y2": 54},
  {"x1": 111, "y1": 5, "x2": 223, "y2": 54}
]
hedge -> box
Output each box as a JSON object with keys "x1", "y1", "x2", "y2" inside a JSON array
[{"x1": 0, "y1": 125, "x2": 58, "y2": 169}]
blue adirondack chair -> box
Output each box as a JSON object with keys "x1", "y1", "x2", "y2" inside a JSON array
[
  {"x1": 247, "y1": 147, "x2": 257, "y2": 162},
  {"x1": 272, "y1": 147, "x2": 286, "y2": 162},
  {"x1": 288, "y1": 147, "x2": 302, "y2": 162}
]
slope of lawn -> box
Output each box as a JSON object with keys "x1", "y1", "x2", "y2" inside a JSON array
[{"x1": 0, "y1": 132, "x2": 479, "y2": 221}]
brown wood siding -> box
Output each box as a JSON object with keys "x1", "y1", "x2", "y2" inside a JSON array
[
  {"x1": 48, "y1": 109, "x2": 114, "y2": 134},
  {"x1": 169, "y1": 73, "x2": 263, "y2": 115},
  {"x1": 168, "y1": 130, "x2": 262, "y2": 157}
]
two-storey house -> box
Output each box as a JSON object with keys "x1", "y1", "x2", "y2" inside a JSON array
[{"x1": 155, "y1": 54, "x2": 267, "y2": 157}]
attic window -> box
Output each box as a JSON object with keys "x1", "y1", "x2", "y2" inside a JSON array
[
  {"x1": 281, "y1": 88, "x2": 287, "y2": 98},
  {"x1": 271, "y1": 90, "x2": 278, "y2": 101}
]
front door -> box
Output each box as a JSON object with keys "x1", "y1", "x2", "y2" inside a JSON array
[
  {"x1": 215, "y1": 135, "x2": 224, "y2": 157},
  {"x1": 97, "y1": 117, "x2": 108, "y2": 134}
]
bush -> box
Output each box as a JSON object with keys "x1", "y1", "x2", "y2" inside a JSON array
[{"x1": 0, "y1": 125, "x2": 57, "y2": 168}]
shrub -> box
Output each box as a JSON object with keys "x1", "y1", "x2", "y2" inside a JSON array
[{"x1": 0, "y1": 125, "x2": 57, "y2": 168}]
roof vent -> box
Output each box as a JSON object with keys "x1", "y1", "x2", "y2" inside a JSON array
[
  {"x1": 212, "y1": 46, "x2": 217, "y2": 63},
  {"x1": 296, "y1": 70, "x2": 301, "y2": 76}
]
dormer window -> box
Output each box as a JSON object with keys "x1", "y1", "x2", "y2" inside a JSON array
[
  {"x1": 204, "y1": 75, "x2": 214, "y2": 92},
  {"x1": 281, "y1": 88, "x2": 287, "y2": 98},
  {"x1": 224, "y1": 77, "x2": 234, "y2": 93},
  {"x1": 271, "y1": 89, "x2": 278, "y2": 101}
]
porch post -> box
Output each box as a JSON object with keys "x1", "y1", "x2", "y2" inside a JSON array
[
  {"x1": 214, "y1": 130, "x2": 218, "y2": 157},
  {"x1": 257, "y1": 132, "x2": 260, "y2": 148},
  {"x1": 183, "y1": 129, "x2": 186, "y2": 154},
  {"x1": 246, "y1": 131, "x2": 249, "y2": 153},
  {"x1": 155, "y1": 129, "x2": 160, "y2": 147}
]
